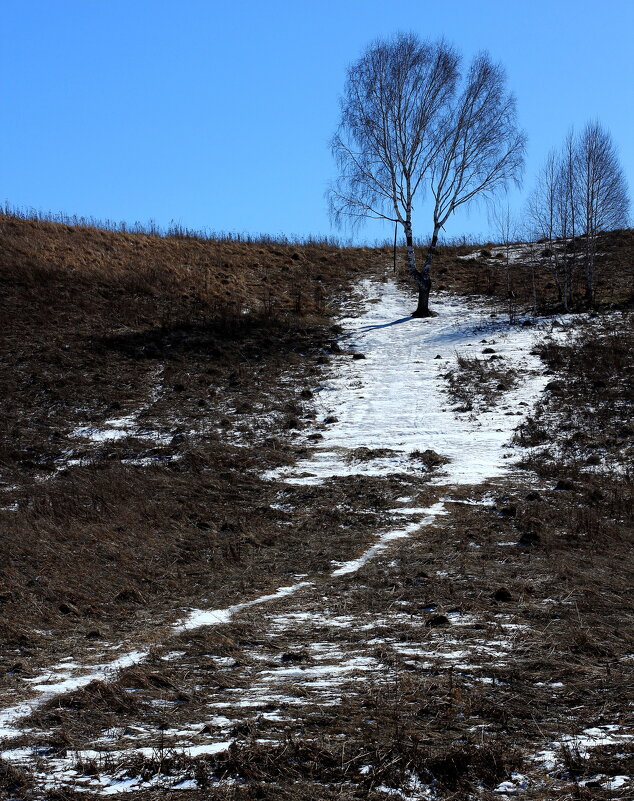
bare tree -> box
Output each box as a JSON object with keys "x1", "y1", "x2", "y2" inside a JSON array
[
  {"x1": 329, "y1": 37, "x2": 524, "y2": 318},
  {"x1": 527, "y1": 122, "x2": 628, "y2": 308},
  {"x1": 329, "y1": 33, "x2": 458, "y2": 288},
  {"x1": 490, "y1": 201, "x2": 519, "y2": 322},
  {"x1": 576, "y1": 121, "x2": 629, "y2": 303},
  {"x1": 419, "y1": 54, "x2": 526, "y2": 315},
  {"x1": 527, "y1": 138, "x2": 577, "y2": 310}
]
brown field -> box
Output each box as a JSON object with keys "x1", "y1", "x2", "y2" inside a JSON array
[{"x1": 0, "y1": 214, "x2": 633, "y2": 799}]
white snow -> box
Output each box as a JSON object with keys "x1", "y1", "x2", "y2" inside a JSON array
[
  {"x1": 534, "y1": 724, "x2": 634, "y2": 771},
  {"x1": 0, "y1": 581, "x2": 315, "y2": 741},
  {"x1": 175, "y1": 581, "x2": 313, "y2": 631},
  {"x1": 331, "y1": 502, "x2": 446, "y2": 577},
  {"x1": 268, "y1": 280, "x2": 548, "y2": 486},
  {"x1": 0, "y1": 650, "x2": 146, "y2": 739}
]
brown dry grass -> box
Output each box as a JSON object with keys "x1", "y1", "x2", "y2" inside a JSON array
[
  {"x1": 443, "y1": 351, "x2": 519, "y2": 412},
  {"x1": 422, "y1": 228, "x2": 634, "y2": 313},
  {"x1": 0, "y1": 214, "x2": 395, "y2": 673},
  {"x1": 1, "y1": 215, "x2": 634, "y2": 799}
]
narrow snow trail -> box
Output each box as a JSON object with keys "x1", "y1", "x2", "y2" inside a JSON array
[
  {"x1": 0, "y1": 582, "x2": 313, "y2": 741},
  {"x1": 270, "y1": 279, "x2": 548, "y2": 485}
]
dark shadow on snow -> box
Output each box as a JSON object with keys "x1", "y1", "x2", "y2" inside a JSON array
[{"x1": 356, "y1": 315, "x2": 413, "y2": 333}]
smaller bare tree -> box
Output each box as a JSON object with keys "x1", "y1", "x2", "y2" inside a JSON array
[
  {"x1": 527, "y1": 140, "x2": 577, "y2": 310},
  {"x1": 490, "y1": 202, "x2": 519, "y2": 322},
  {"x1": 576, "y1": 121, "x2": 629, "y2": 303},
  {"x1": 528, "y1": 122, "x2": 629, "y2": 308}
]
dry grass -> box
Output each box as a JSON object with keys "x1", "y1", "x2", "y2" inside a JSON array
[
  {"x1": 1, "y1": 215, "x2": 633, "y2": 799},
  {"x1": 417, "y1": 228, "x2": 634, "y2": 314},
  {"x1": 443, "y1": 351, "x2": 519, "y2": 412}
]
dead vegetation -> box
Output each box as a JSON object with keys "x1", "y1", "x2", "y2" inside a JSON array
[
  {"x1": 1, "y1": 214, "x2": 633, "y2": 799},
  {"x1": 413, "y1": 228, "x2": 634, "y2": 314},
  {"x1": 443, "y1": 351, "x2": 519, "y2": 411},
  {"x1": 0, "y1": 213, "x2": 394, "y2": 673},
  {"x1": 515, "y1": 310, "x2": 634, "y2": 476}
]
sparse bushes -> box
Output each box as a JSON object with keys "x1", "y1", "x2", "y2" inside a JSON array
[{"x1": 444, "y1": 352, "x2": 518, "y2": 412}]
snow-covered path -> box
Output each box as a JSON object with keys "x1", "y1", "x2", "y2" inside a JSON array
[{"x1": 271, "y1": 278, "x2": 548, "y2": 485}]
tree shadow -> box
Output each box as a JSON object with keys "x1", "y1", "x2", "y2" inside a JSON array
[{"x1": 356, "y1": 315, "x2": 413, "y2": 333}]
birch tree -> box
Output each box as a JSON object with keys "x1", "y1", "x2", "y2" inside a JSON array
[
  {"x1": 576, "y1": 121, "x2": 629, "y2": 303},
  {"x1": 528, "y1": 123, "x2": 628, "y2": 307},
  {"x1": 527, "y1": 138, "x2": 577, "y2": 310},
  {"x1": 328, "y1": 34, "x2": 459, "y2": 308},
  {"x1": 420, "y1": 54, "x2": 526, "y2": 315},
  {"x1": 329, "y1": 37, "x2": 525, "y2": 317}
]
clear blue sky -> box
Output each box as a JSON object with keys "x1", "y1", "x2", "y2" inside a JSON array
[{"x1": 2, "y1": 0, "x2": 633, "y2": 244}]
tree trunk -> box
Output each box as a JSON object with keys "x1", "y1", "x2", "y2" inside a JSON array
[
  {"x1": 393, "y1": 222, "x2": 398, "y2": 274},
  {"x1": 584, "y1": 237, "x2": 596, "y2": 305},
  {"x1": 404, "y1": 218, "x2": 417, "y2": 276},
  {"x1": 411, "y1": 226, "x2": 439, "y2": 317}
]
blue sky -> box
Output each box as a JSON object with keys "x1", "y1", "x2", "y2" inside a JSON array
[{"x1": 2, "y1": 0, "x2": 633, "y2": 244}]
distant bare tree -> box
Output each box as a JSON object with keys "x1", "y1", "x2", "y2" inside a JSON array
[
  {"x1": 527, "y1": 138, "x2": 577, "y2": 310},
  {"x1": 576, "y1": 121, "x2": 629, "y2": 303},
  {"x1": 421, "y1": 54, "x2": 526, "y2": 315},
  {"x1": 490, "y1": 201, "x2": 519, "y2": 322},
  {"x1": 329, "y1": 33, "x2": 459, "y2": 295},
  {"x1": 527, "y1": 122, "x2": 628, "y2": 308}
]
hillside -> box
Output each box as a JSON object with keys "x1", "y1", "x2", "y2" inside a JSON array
[{"x1": 0, "y1": 216, "x2": 633, "y2": 800}]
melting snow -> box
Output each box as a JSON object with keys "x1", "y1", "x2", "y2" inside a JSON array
[{"x1": 268, "y1": 280, "x2": 549, "y2": 486}]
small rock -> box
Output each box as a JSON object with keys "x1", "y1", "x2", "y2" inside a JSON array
[
  {"x1": 426, "y1": 614, "x2": 450, "y2": 628},
  {"x1": 352, "y1": 352, "x2": 366, "y2": 360},
  {"x1": 555, "y1": 478, "x2": 575, "y2": 491},
  {"x1": 324, "y1": 415, "x2": 338, "y2": 424},
  {"x1": 434, "y1": 354, "x2": 442, "y2": 359},
  {"x1": 519, "y1": 530, "x2": 540, "y2": 546},
  {"x1": 281, "y1": 651, "x2": 310, "y2": 664},
  {"x1": 482, "y1": 347, "x2": 496, "y2": 354},
  {"x1": 115, "y1": 588, "x2": 145, "y2": 604},
  {"x1": 59, "y1": 602, "x2": 80, "y2": 615}
]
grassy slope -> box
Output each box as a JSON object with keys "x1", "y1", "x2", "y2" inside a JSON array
[
  {"x1": 0, "y1": 216, "x2": 392, "y2": 656},
  {"x1": 1, "y1": 215, "x2": 633, "y2": 799}
]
